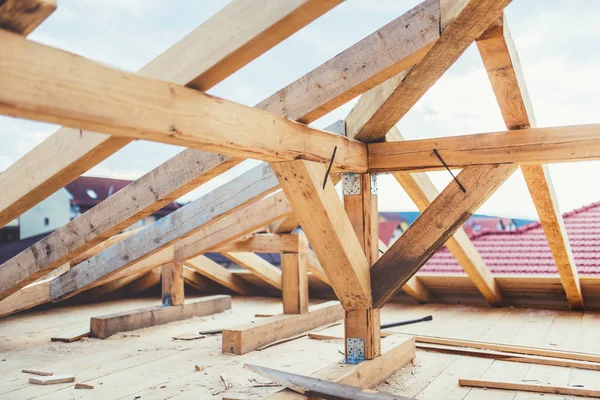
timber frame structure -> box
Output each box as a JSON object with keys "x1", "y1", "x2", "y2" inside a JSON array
[{"x1": 0, "y1": 0, "x2": 596, "y2": 388}]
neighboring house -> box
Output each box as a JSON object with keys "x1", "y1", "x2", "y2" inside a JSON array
[
  {"x1": 462, "y1": 217, "x2": 517, "y2": 237},
  {"x1": 422, "y1": 201, "x2": 600, "y2": 275}
]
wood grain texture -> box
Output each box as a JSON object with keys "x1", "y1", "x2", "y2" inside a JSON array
[
  {"x1": 0, "y1": 0, "x2": 55, "y2": 36},
  {"x1": 217, "y1": 234, "x2": 300, "y2": 253},
  {"x1": 222, "y1": 301, "x2": 343, "y2": 355},
  {"x1": 387, "y1": 127, "x2": 502, "y2": 305},
  {"x1": 476, "y1": 15, "x2": 582, "y2": 308},
  {"x1": 161, "y1": 262, "x2": 184, "y2": 306},
  {"x1": 50, "y1": 164, "x2": 280, "y2": 300},
  {"x1": 368, "y1": 124, "x2": 600, "y2": 172},
  {"x1": 182, "y1": 268, "x2": 222, "y2": 293},
  {"x1": 222, "y1": 253, "x2": 282, "y2": 290},
  {"x1": 459, "y1": 378, "x2": 600, "y2": 397},
  {"x1": 90, "y1": 295, "x2": 231, "y2": 339},
  {"x1": 282, "y1": 233, "x2": 309, "y2": 314},
  {"x1": 371, "y1": 164, "x2": 516, "y2": 308},
  {"x1": 0, "y1": 31, "x2": 367, "y2": 172},
  {"x1": 69, "y1": 228, "x2": 143, "y2": 267},
  {"x1": 272, "y1": 160, "x2": 371, "y2": 310},
  {"x1": 349, "y1": 0, "x2": 512, "y2": 142},
  {"x1": 185, "y1": 255, "x2": 255, "y2": 295}
]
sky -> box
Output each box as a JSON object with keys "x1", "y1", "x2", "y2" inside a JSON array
[{"x1": 1, "y1": 0, "x2": 600, "y2": 220}]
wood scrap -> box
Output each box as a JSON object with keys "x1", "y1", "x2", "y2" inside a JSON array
[
  {"x1": 255, "y1": 313, "x2": 275, "y2": 317},
  {"x1": 50, "y1": 328, "x2": 90, "y2": 343},
  {"x1": 172, "y1": 333, "x2": 206, "y2": 341},
  {"x1": 74, "y1": 383, "x2": 94, "y2": 389},
  {"x1": 22, "y1": 369, "x2": 53, "y2": 376},
  {"x1": 459, "y1": 378, "x2": 600, "y2": 398},
  {"x1": 220, "y1": 373, "x2": 230, "y2": 390},
  {"x1": 199, "y1": 328, "x2": 223, "y2": 335},
  {"x1": 245, "y1": 364, "x2": 411, "y2": 399},
  {"x1": 194, "y1": 365, "x2": 205, "y2": 372},
  {"x1": 29, "y1": 374, "x2": 75, "y2": 385}
]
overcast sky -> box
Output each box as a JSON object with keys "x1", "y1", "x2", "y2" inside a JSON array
[{"x1": 1, "y1": 0, "x2": 599, "y2": 220}]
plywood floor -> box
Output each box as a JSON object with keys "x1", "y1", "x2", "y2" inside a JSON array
[{"x1": 0, "y1": 296, "x2": 599, "y2": 399}]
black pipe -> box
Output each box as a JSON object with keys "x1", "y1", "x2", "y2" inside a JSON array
[{"x1": 380, "y1": 315, "x2": 433, "y2": 329}]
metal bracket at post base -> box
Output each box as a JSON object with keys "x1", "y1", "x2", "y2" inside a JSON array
[{"x1": 343, "y1": 337, "x2": 365, "y2": 364}]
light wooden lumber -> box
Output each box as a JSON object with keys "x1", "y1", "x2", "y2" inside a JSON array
[
  {"x1": 222, "y1": 253, "x2": 282, "y2": 290},
  {"x1": 162, "y1": 262, "x2": 184, "y2": 306},
  {"x1": 222, "y1": 301, "x2": 343, "y2": 355},
  {"x1": 50, "y1": 328, "x2": 90, "y2": 343},
  {"x1": 272, "y1": 161, "x2": 371, "y2": 310},
  {"x1": 371, "y1": 164, "x2": 516, "y2": 308},
  {"x1": 183, "y1": 268, "x2": 222, "y2": 293},
  {"x1": 282, "y1": 232, "x2": 309, "y2": 314},
  {"x1": 459, "y1": 378, "x2": 600, "y2": 398},
  {"x1": 90, "y1": 295, "x2": 231, "y2": 339},
  {"x1": 368, "y1": 124, "x2": 600, "y2": 172},
  {"x1": 69, "y1": 228, "x2": 142, "y2": 267},
  {"x1": 216, "y1": 234, "x2": 300, "y2": 253},
  {"x1": 476, "y1": 16, "x2": 583, "y2": 308},
  {"x1": 76, "y1": 269, "x2": 150, "y2": 303},
  {"x1": 0, "y1": 31, "x2": 367, "y2": 171},
  {"x1": 306, "y1": 249, "x2": 330, "y2": 285},
  {"x1": 29, "y1": 374, "x2": 75, "y2": 385},
  {"x1": 0, "y1": 0, "x2": 339, "y2": 229},
  {"x1": 22, "y1": 369, "x2": 53, "y2": 376},
  {"x1": 266, "y1": 335, "x2": 415, "y2": 399},
  {"x1": 0, "y1": 278, "x2": 50, "y2": 318},
  {"x1": 346, "y1": 0, "x2": 512, "y2": 142},
  {"x1": 185, "y1": 255, "x2": 255, "y2": 295},
  {"x1": 0, "y1": 0, "x2": 56, "y2": 36},
  {"x1": 126, "y1": 268, "x2": 162, "y2": 295},
  {"x1": 387, "y1": 127, "x2": 502, "y2": 305},
  {"x1": 50, "y1": 164, "x2": 280, "y2": 300}
]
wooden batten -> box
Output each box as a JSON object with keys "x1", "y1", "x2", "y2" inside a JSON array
[{"x1": 281, "y1": 232, "x2": 309, "y2": 314}]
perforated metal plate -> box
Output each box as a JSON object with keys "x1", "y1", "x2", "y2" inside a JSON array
[
  {"x1": 345, "y1": 337, "x2": 365, "y2": 364},
  {"x1": 370, "y1": 174, "x2": 378, "y2": 195},
  {"x1": 343, "y1": 173, "x2": 360, "y2": 195}
]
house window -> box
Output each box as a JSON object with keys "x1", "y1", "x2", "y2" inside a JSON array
[
  {"x1": 44, "y1": 217, "x2": 49, "y2": 226},
  {"x1": 86, "y1": 189, "x2": 98, "y2": 199}
]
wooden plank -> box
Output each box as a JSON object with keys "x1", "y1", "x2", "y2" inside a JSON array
[
  {"x1": 387, "y1": 127, "x2": 502, "y2": 305},
  {"x1": 306, "y1": 249, "x2": 330, "y2": 286},
  {"x1": 273, "y1": 161, "x2": 371, "y2": 310},
  {"x1": 266, "y1": 335, "x2": 416, "y2": 399},
  {"x1": 259, "y1": 0, "x2": 440, "y2": 124},
  {"x1": 476, "y1": 16, "x2": 583, "y2": 309},
  {"x1": 346, "y1": 0, "x2": 511, "y2": 142},
  {"x1": 50, "y1": 164, "x2": 280, "y2": 300},
  {"x1": 69, "y1": 228, "x2": 142, "y2": 266},
  {"x1": 371, "y1": 164, "x2": 516, "y2": 308},
  {"x1": 0, "y1": 0, "x2": 340, "y2": 230},
  {"x1": 0, "y1": 278, "x2": 50, "y2": 318},
  {"x1": 29, "y1": 374, "x2": 75, "y2": 385},
  {"x1": 90, "y1": 295, "x2": 231, "y2": 339},
  {"x1": 161, "y1": 262, "x2": 184, "y2": 306},
  {"x1": 50, "y1": 328, "x2": 90, "y2": 343},
  {"x1": 0, "y1": 0, "x2": 56, "y2": 36},
  {"x1": 222, "y1": 301, "x2": 343, "y2": 355},
  {"x1": 75, "y1": 270, "x2": 149, "y2": 303},
  {"x1": 22, "y1": 369, "x2": 53, "y2": 376},
  {"x1": 0, "y1": 31, "x2": 367, "y2": 172},
  {"x1": 245, "y1": 364, "x2": 408, "y2": 400},
  {"x1": 459, "y1": 378, "x2": 600, "y2": 397},
  {"x1": 216, "y1": 233, "x2": 300, "y2": 253},
  {"x1": 125, "y1": 268, "x2": 162, "y2": 295},
  {"x1": 185, "y1": 255, "x2": 255, "y2": 295},
  {"x1": 368, "y1": 124, "x2": 600, "y2": 173},
  {"x1": 222, "y1": 252, "x2": 282, "y2": 290},
  {"x1": 281, "y1": 232, "x2": 309, "y2": 314}
]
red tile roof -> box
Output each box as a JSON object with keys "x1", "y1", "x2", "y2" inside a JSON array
[{"x1": 421, "y1": 201, "x2": 600, "y2": 276}]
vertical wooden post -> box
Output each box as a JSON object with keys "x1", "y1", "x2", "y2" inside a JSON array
[
  {"x1": 162, "y1": 262, "x2": 184, "y2": 306},
  {"x1": 343, "y1": 173, "x2": 381, "y2": 360},
  {"x1": 281, "y1": 233, "x2": 309, "y2": 314}
]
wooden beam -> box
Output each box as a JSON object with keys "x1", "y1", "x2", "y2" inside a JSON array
[
  {"x1": 126, "y1": 268, "x2": 162, "y2": 295},
  {"x1": 387, "y1": 128, "x2": 503, "y2": 306},
  {"x1": 266, "y1": 335, "x2": 415, "y2": 399},
  {"x1": 222, "y1": 301, "x2": 343, "y2": 355},
  {"x1": 0, "y1": 0, "x2": 340, "y2": 229},
  {"x1": 0, "y1": 278, "x2": 50, "y2": 318},
  {"x1": 0, "y1": 0, "x2": 55, "y2": 36},
  {"x1": 183, "y1": 268, "x2": 222, "y2": 293},
  {"x1": 306, "y1": 249, "x2": 330, "y2": 286},
  {"x1": 476, "y1": 16, "x2": 583, "y2": 308},
  {"x1": 50, "y1": 164, "x2": 280, "y2": 300},
  {"x1": 459, "y1": 378, "x2": 600, "y2": 397},
  {"x1": 75, "y1": 269, "x2": 150, "y2": 303},
  {"x1": 216, "y1": 233, "x2": 300, "y2": 253},
  {"x1": 281, "y1": 232, "x2": 309, "y2": 314},
  {"x1": 69, "y1": 228, "x2": 142, "y2": 267},
  {"x1": 222, "y1": 252, "x2": 282, "y2": 290},
  {"x1": 185, "y1": 255, "x2": 255, "y2": 295},
  {"x1": 346, "y1": 0, "x2": 511, "y2": 142},
  {"x1": 90, "y1": 295, "x2": 231, "y2": 339},
  {"x1": 0, "y1": 31, "x2": 367, "y2": 172},
  {"x1": 368, "y1": 124, "x2": 600, "y2": 172},
  {"x1": 272, "y1": 160, "x2": 371, "y2": 310},
  {"x1": 371, "y1": 164, "x2": 517, "y2": 308},
  {"x1": 161, "y1": 262, "x2": 184, "y2": 306}
]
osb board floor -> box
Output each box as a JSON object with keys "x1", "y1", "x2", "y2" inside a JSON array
[{"x1": 0, "y1": 297, "x2": 599, "y2": 399}]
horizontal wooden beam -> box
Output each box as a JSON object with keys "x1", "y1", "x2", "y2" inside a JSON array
[
  {"x1": 371, "y1": 164, "x2": 516, "y2": 308},
  {"x1": 369, "y1": 124, "x2": 600, "y2": 172},
  {"x1": 90, "y1": 295, "x2": 231, "y2": 339},
  {"x1": 222, "y1": 252, "x2": 282, "y2": 290},
  {"x1": 216, "y1": 233, "x2": 300, "y2": 253},
  {"x1": 0, "y1": 31, "x2": 367, "y2": 172},
  {"x1": 50, "y1": 164, "x2": 280, "y2": 300},
  {"x1": 222, "y1": 301, "x2": 343, "y2": 355},
  {"x1": 185, "y1": 255, "x2": 255, "y2": 295},
  {"x1": 459, "y1": 378, "x2": 600, "y2": 398},
  {"x1": 0, "y1": 0, "x2": 56, "y2": 36}
]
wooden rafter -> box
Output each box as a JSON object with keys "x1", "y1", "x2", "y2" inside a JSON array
[
  {"x1": 371, "y1": 164, "x2": 517, "y2": 308},
  {"x1": 346, "y1": 0, "x2": 512, "y2": 142},
  {"x1": 387, "y1": 127, "x2": 503, "y2": 306},
  {"x1": 216, "y1": 233, "x2": 300, "y2": 253},
  {"x1": 185, "y1": 255, "x2": 255, "y2": 295},
  {"x1": 0, "y1": 0, "x2": 341, "y2": 229},
  {"x1": 222, "y1": 253, "x2": 282, "y2": 290},
  {"x1": 0, "y1": 0, "x2": 56, "y2": 36},
  {"x1": 476, "y1": 16, "x2": 583, "y2": 308}
]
